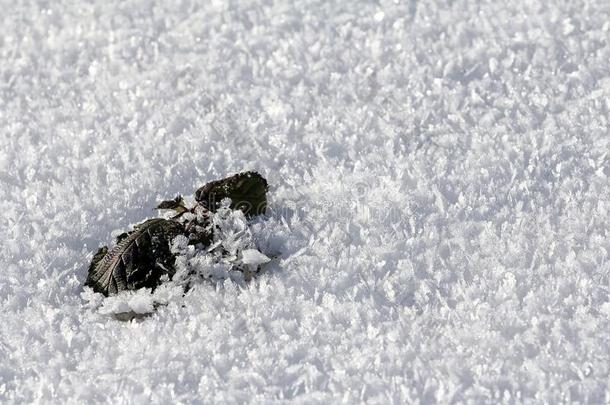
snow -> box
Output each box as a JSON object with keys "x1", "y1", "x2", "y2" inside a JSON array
[
  {"x1": 240, "y1": 249, "x2": 271, "y2": 266},
  {"x1": 1, "y1": 0, "x2": 609, "y2": 403}
]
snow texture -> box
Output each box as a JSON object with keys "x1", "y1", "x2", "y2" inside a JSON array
[{"x1": 1, "y1": 0, "x2": 609, "y2": 403}]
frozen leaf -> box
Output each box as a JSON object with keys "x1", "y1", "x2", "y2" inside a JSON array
[
  {"x1": 195, "y1": 171, "x2": 268, "y2": 217},
  {"x1": 85, "y1": 219, "x2": 185, "y2": 296},
  {"x1": 86, "y1": 172, "x2": 271, "y2": 298}
]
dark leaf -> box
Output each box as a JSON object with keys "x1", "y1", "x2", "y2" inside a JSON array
[
  {"x1": 195, "y1": 171, "x2": 268, "y2": 217},
  {"x1": 85, "y1": 218, "x2": 185, "y2": 296}
]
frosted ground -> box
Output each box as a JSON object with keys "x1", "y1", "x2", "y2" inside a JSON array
[{"x1": 1, "y1": 0, "x2": 609, "y2": 403}]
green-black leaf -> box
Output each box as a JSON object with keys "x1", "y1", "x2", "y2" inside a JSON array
[
  {"x1": 195, "y1": 171, "x2": 268, "y2": 217},
  {"x1": 85, "y1": 218, "x2": 184, "y2": 296}
]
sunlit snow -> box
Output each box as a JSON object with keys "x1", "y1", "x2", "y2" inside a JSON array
[{"x1": 0, "y1": 0, "x2": 609, "y2": 403}]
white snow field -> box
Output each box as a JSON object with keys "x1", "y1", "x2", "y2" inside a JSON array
[{"x1": 1, "y1": 0, "x2": 609, "y2": 403}]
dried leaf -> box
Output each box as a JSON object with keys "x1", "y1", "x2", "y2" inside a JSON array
[
  {"x1": 195, "y1": 171, "x2": 268, "y2": 217},
  {"x1": 85, "y1": 218, "x2": 184, "y2": 296}
]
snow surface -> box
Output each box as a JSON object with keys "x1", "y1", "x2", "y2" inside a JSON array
[{"x1": 1, "y1": 0, "x2": 609, "y2": 403}]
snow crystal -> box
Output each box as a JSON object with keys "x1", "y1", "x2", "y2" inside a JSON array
[
  {"x1": 240, "y1": 249, "x2": 271, "y2": 266},
  {"x1": 1, "y1": 0, "x2": 609, "y2": 403}
]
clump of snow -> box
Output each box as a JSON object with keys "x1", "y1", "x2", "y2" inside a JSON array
[
  {"x1": 97, "y1": 289, "x2": 155, "y2": 316},
  {"x1": 171, "y1": 200, "x2": 271, "y2": 286},
  {"x1": 1, "y1": 0, "x2": 610, "y2": 403},
  {"x1": 240, "y1": 249, "x2": 271, "y2": 265}
]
